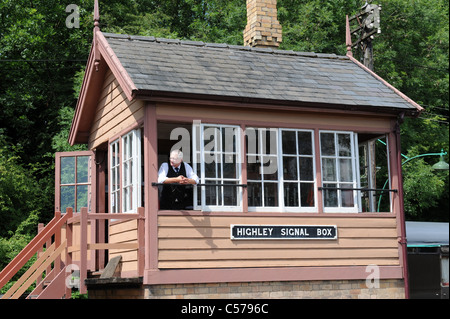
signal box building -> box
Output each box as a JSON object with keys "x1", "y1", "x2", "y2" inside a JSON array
[{"x1": 0, "y1": 0, "x2": 423, "y2": 299}]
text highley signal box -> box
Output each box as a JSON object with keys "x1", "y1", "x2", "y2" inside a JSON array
[{"x1": 231, "y1": 225, "x2": 337, "y2": 240}]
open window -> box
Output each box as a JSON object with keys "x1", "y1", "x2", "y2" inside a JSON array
[
  {"x1": 358, "y1": 134, "x2": 391, "y2": 213},
  {"x1": 109, "y1": 128, "x2": 142, "y2": 214},
  {"x1": 155, "y1": 121, "x2": 393, "y2": 214},
  {"x1": 193, "y1": 123, "x2": 243, "y2": 212},
  {"x1": 319, "y1": 131, "x2": 392, "y2": 213},
  {"x1": 55, "y1": 151, "x2": 95, "y2": 214},
  {"x1": 319, "y1": 131, "x2": 359, "y2": 213}
]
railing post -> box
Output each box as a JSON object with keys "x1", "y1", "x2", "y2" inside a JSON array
[
  {"x1": 137, "y1": 207, "x2": 145, "y2": 277},
  {"x1": 65, "y1": 207, "x2": 73, "y2": 299},
  {"x1": 54, "y1": 211, "x2": 62, "y2": 277},
  {"x1": 36, "y1": 223, "x2": 44, "y2": 288},
  {"x1": 79, "y1": 207, "x2": 88, "y2": 294}
]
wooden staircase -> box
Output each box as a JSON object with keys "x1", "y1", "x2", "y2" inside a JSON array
[
  {"x1": 0, "y1": 207, "x2": 145, "y2": 299},
  {"x1": 0, "y1": 210, "x2": 71, "y2": 299}
]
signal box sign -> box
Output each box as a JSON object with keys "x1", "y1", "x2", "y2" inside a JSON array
[{"x1": 230, "y1": 225, "x2": 337, "y2": 240}]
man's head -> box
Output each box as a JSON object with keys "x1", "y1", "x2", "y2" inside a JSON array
[{"x1": 169, "y1": 150, "x2": 183, "y2": 167}]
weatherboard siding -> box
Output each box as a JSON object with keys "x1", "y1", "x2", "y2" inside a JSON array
[
  {"x1": 109, "y1": 219, "x2": 139, "y2": 277},
  {"x1": 155, "y1": 103, "x2": 393, "y2": 132},
  {"x1": 157, "y1": 214, "x2": 399, "y2": 269},
  {"x1": 89, "y1": 69, "x2": 144, "y2": 149}
]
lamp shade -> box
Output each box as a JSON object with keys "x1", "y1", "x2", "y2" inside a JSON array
[{"x1": 432, "y1": 155, "x2": 449, "y2": 170}]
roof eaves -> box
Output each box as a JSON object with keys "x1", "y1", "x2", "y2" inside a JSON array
[
  {"x1": 347, "y1": 54, "x2": 424, "y2": 115},
  {"x1": 97, "y1": 31, "x2": 138, "y2": 101}
]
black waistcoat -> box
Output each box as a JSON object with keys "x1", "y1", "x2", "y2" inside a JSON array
[{"x1": 160, "y1": 163, "x2": 192, "y2": 210}]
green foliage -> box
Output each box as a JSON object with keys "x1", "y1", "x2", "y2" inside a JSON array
[
  {"x1": 370, "y1": 0, "x2": 449, "y2": 221},
  {"x1": 403, "y1": 158, "x2": 447, "y2": 218},
  {"x1": 278, "y1": 0, "x2": 360, "y2": 53},
  {"x1": 0, "y1": 138, "x2": 45, "y2": 238},
  {"x1": 400, "y1": 117, "x2": 449, "y2": 220}
]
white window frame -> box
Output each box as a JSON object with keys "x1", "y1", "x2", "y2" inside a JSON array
[
  {"x1": 193, "y1": 123, "x2": 243, "y2": 212},
  {"x1": 279, "y1": 128, "x2": 317, "y2": 213},
  {"x1": 110, "y1": 140, "x2": 120, "y2": 214},
  {"x1": 109, "y1": 128, "x2": 142, "y2": 214},
  {"x1": 246, "y1": 128, "x2": 317, "y2": 213},
  {"x1": 246, "y1": 127, "x2": 281, "y2": 212},
  {"x1": 319, "y1": 130, "x2": 359, "y2": 213}
]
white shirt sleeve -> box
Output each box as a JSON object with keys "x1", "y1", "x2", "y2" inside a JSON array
[
  {"x1": 157, "y1": 162, "x2": 199, "y2": 184},
  {"x1": 157, "y1": 163, "x2": 169, "y2": 183},
  {"x1": 183, "y1": 162, "x2": 199, "y2": 184}
]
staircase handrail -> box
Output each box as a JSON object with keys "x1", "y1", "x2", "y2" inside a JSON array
[{"x1": 0, "y1": 211, "x2": 69, "y2": 292}]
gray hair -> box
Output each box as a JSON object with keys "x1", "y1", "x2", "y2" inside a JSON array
[{"x1": 170, "y1": 149, "x2": 183, "y2": 160}]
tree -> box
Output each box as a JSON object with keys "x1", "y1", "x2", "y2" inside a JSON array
[{"x1": 373, "y1": 0, "x2": 449, "y2": 221}]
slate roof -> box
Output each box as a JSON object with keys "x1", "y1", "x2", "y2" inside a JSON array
[{"x1": 103, "y1": 32, "x2": 420, "y2": 112}]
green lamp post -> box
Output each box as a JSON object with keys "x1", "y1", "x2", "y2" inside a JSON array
[{"x1": 377, "y1": 149, "x2": 448, "y2": 212}]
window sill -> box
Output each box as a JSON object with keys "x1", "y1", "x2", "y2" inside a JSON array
[{"x1": 157, "y1": 210, "x2": 395, "y2": 217}]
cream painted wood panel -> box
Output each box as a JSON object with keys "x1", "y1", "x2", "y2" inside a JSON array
[
  {"x1": 88, "y1": 69, "x2": 144, "y2": 149},
  {"x1": 157, "y1": 215, "x2": 400, "y2": 269},
  {"x1": 156, "y1": 103, "x2": 392, "y2": 131},
  {"x1": 109, "y1": 219, "x2": 138, "y2": 275}
]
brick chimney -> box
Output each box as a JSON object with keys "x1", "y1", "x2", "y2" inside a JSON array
[{"x1": 243, "y1": 0, "x2": 282, "y2": 48}]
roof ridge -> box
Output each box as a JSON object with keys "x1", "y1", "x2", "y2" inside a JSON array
[{"x1": 102, "y1": 32, "x2": 349, "y2": 60}]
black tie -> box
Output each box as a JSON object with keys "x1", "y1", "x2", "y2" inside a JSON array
[{"x1": 175, "y1": 167, "x2": 179, "y2": 174}]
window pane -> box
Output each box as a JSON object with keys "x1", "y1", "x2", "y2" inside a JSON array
[
  {"x1": 320, "y1": 133, "x2": 335, "y2": 156},
  {"x1": 322, "y1": 158, "x2": 336, "y2": 181},
  {"x1": 123, "y1": 187, "x2": 129, "y2": 212},
  {"x1": 130, "y1": 160, "x2": 134, "y2": 184},
  {"x1": 323, "y1": 184, "x2": 338, "y2": 207},
  {"x1": 341, "y1": 184, "x2": 355, "y2": 207},
  {"x1": 61, "y1": 185, "x2": 75, "y2": 213},
  {"x1": 247, "y1": 156, "x2": 261, "y2": 180},
  {"x1": 203, "y1": 126, "x2": 218, "y2": 154},
  {"x1": 299, "y1": 157, "x2": 314, "y2": 181},
  {"x1": 248, "y1": 182, "x2": 262, "y2": 206},
  {"x1": 246, "y1": 128, "x2": 258, "y2": 155},
  {"x1": 61, "y1": 157, "x2": 75, "y2": 184},
  {"x1": 262, "y1": 156, "x2": 278, "y2": 180},
  {"x1": 284, "y1": 183, "x2": 299, "y2": 207},
  {"x1": 298, "y1": 132, "x2": 312, "y2": 155},
  {"x1": 205, "y1": 161, "x2": 216, "y2": 178},
  {"x1": 282, "y1": 131, "x2": 296, "y2": 154},
  {"x1": 262, "y1": 129, "x2": 277, "y2": 155},
  {"x1": 205, "y1": 182, "x2": 218, "y2": 206},
  {"x1": 338, "y1": 134, "x2": 351, "y2": 156},
  {"x1": 77, "y1": 185, "x2": 89, "y2": 211},
  {"x1": 223, "y1": 154, "x2": 236, "y2": 179},
  {"x1": 77, "y1": 156, "x2": 89, "y2": 184},
  {"x1": 223, "y1": 127, "x2": 237, "y2": 153},
  {"x1": 300, "y1": 183, "x2": 315, "y2": 207},
  {"x1": 264, "y1": 183, "x2": 278, "y2": 207},
  {"x1": 339, "y1": 159, "x2": 353, "y2": 182},
  {"x1": 111, "y1": 144, "x2": 116, "y2": 166},
  {"x1": 283, "y1": 157, "x2": 298, "y2": 180},
  {"x1": 123, "y1": 161, "x2": 129, "y2": 185},
  {"x1": 128, "y1": 134, "x2": 133, "y2": 157},
  {"x1": 111, "y1": 184, "x2": 120, "y2": 213},
  {"x1": 223, "y1": 182, "x2": 237, "y2": 206}
]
